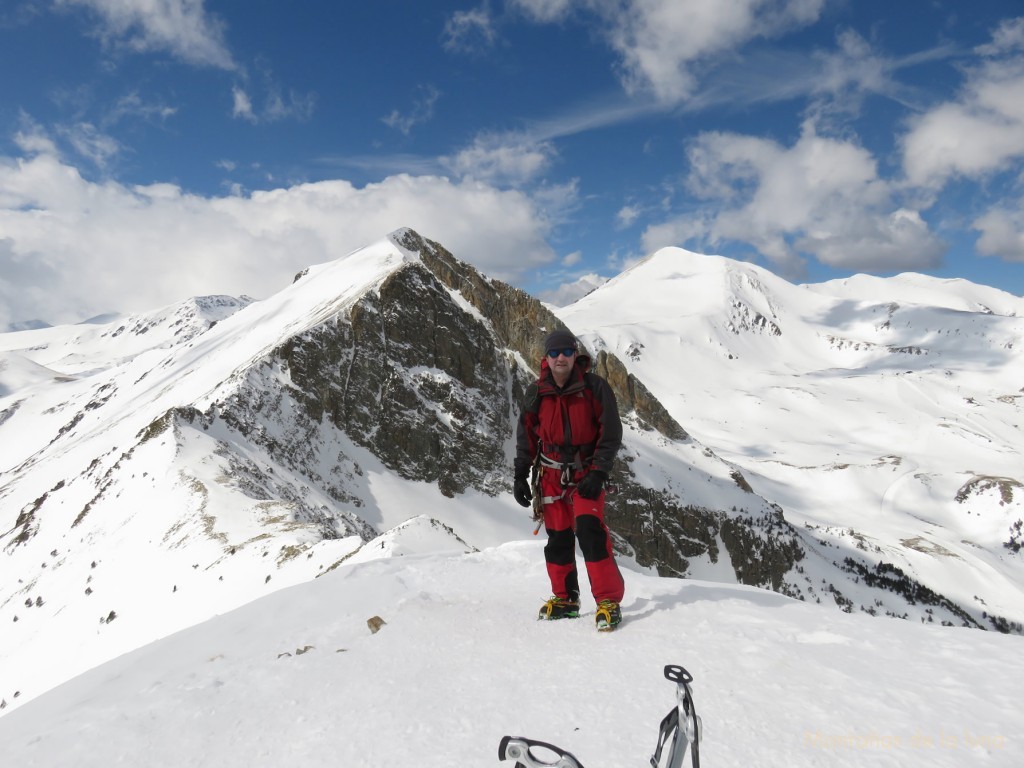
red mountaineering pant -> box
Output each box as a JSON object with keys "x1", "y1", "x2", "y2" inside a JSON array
[{"x1": 540, "y1": 465, "x2": 624, "y2": 604}]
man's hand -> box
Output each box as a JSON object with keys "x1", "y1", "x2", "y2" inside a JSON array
[
  {"x1": 576, "y1": 469, "x2": 607, "y2": 500},
  {"x1": 513, "y1": 477, "x2": 532, "y2": 507}
]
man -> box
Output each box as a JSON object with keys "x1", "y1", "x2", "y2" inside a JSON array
[{"x1": 513, "y1": 328, "x2": 625, "y2": 631}]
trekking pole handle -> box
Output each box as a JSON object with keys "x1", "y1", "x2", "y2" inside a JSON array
[
  {"x1": 664, "y1": 665, "x2": 693, "y2": 685},
  {"x1": 498, "y1": 736, "x2": 584, "y2": 768}
]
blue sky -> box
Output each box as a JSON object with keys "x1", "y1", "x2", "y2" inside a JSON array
[{"x1": 2, "y1": 1, "x2": 1024, "y2": 325}]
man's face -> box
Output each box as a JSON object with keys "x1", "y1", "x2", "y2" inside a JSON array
[{"x1": 547, "y1": 347, "x2": 576, "y2": 378}]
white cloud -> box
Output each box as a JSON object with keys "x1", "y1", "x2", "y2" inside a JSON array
[
  {"x1": 643, "y1": 121, "x2": 945, "y2": 274},
  {"x1": 12, "y1": 114, "x2": 120, "y2": 170},
  {"x1": 562, "y1": 250, "x2": 582, "y2": 267},
  {"x1": 0, "y1": 147, "x2": 560, "y2": 327},
  {"x1": 13, "y1": 116, "x2": 59, "y2": 156},
  {"x1": 901, "y1": 88, "x2": 1024, "y2": 188},
  {"x1": 902, "y1": 18, "x2": 1024, "y2": 188},
  {"x1": 231, "y1": 63, "x2": 317, "y2": 125},
  {"x1": 537, "y1": 272, "x2": 607, "y2": 307},
  {"x1": 59, "y1": 122, "x2": 122, "y2": 168},
  {"x1": 57, "y1": 0, "x2": 236, "y2": 70},
  {"x1": 508, "y1": 0, "x2": 573, "y2": 23},
  {"x1": 107, "y1": 91, "x2": 178, "y2": 125},
  {"x1": 976, "y1": 16, "x2": 1024, "y2": 56},
  {"x1": 810, "y1": 29, "x2": 892, "y2": 101},
  {"x1": 795, "y1": 208, "x2": 944, "y2": 271},
  {"x1": 382, "y1": 86, "x2": 442, "y2": 136},
  {"x1": 232, "y1": 86, "x2": 256, "y2": 122},
  {"x1": 262, "y1": 86, "x2": 316, "y2": 124},
  {"x1": 974, "y1": 204, "x2": 1024, "y2": 262},
  {"x1": 455, "y1": 1, "x2": 830, "y2": 109},
  {"x1": 527, "y1": 179, "x2": 580, "y2": 223},
  {"x1": 574, "y1": 0, "x2": 825, "y2": 104},
  {"x1": 442, "y1": 5, "x2": 498, "y2": 54},
  {"x1": 676, "y1": 28, "x2": 953, "y2": 122},
  {"x1": 442, "y1": 133, "x2": 557, "y2": 186},
  {"x1": 616, "y1": 203, "x2": 641, "y2": 228},
  {"x1": 232, "y1": 83, "x2": 313, "y2": 125}
]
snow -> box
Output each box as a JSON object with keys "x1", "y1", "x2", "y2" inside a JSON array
[
  {"x1": 558, "y1": 246, "x2": 1024, "y2": 626},
  {"x1": 1, "y1": 237, "x2": 1023, "y2": 766},
  {"x1": 0, "y1": 540, "x2": 1018, "y2": 767},
  {"x1": 0, "y1": 238, "x2": 420, "y2": 711}
]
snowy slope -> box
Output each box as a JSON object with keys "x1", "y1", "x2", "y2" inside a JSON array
[
  {"x1": 0, "y1": 239, "x2": 429, "y2": 712},
  {"x1": 558, "y1": 247, "x2": 1024, "y2": 629},
  {"x1": 0, "y1": 540, "x2": 1018, "y2": 767}
]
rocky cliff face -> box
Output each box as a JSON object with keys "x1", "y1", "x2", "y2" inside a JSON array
[{"x1": 277, "y1": 256, "x2": 512, "y2": 499}]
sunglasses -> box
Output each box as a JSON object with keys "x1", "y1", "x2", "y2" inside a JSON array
[{"x1": 547, "y1": 347, "x2": 576, "y2": 358}]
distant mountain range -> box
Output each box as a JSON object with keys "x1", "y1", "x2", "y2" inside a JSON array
[{"x1": 1, "y1": 228, "x2": 1021, "y2": 715}]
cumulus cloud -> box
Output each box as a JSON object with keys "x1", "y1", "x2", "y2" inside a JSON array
[
  {"x1": 0, "y1": 147, "x2": 560, "y2": 327},
  {"x1": 57, "y1": 0, "x2": 236, "y2": 70},
  {"x1": 643, "y1": 121, "x2": 945, "y2": 275},
  {"x1": 974, "y1": 204, "x2": 1024, "y2": 262},
  {"x1": 902, "y1": 17, "x2": 1024, "y2": 188},
  {"x1": 441, "y1": 132, "x2": 557, "y2": 186}
]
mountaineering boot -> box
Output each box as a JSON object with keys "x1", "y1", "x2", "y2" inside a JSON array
[
  {"x1": 595, "y1": 599, "x2": 622, "y2": 631},
  {"x1": 538, "y1": 596, "x2": 581, "y2": 620}
]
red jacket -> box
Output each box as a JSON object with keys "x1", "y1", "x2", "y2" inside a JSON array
[{"x1": 515, "y1": 352, "x2": 622, "y2": 476}]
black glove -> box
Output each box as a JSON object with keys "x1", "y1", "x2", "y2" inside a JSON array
[
  {"x1": 576, "y1": 469, "x2": 607, "y2": 500},
  {"x1": 513, "y1": 477, "x2": 532, "y2": 508}
]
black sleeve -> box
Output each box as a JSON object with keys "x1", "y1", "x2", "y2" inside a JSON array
[
  {"x1": 514, "y1": 383, "x2": 540, "y2": 478},
  {"x1": 587, "y1": 374, "x2": 622, "y2": 474}
]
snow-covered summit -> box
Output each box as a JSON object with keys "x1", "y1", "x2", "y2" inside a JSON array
[
  {"x1": 576, "y1": 246, "x2": 809, "y2": 320},
  {"x1": 559, "y1": 245, "x2": 1024, "y2": 639}
]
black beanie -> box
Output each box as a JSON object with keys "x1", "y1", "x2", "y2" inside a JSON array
[{"x1": 543, "y1": 329, "x2": 577, "y2": 353}]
